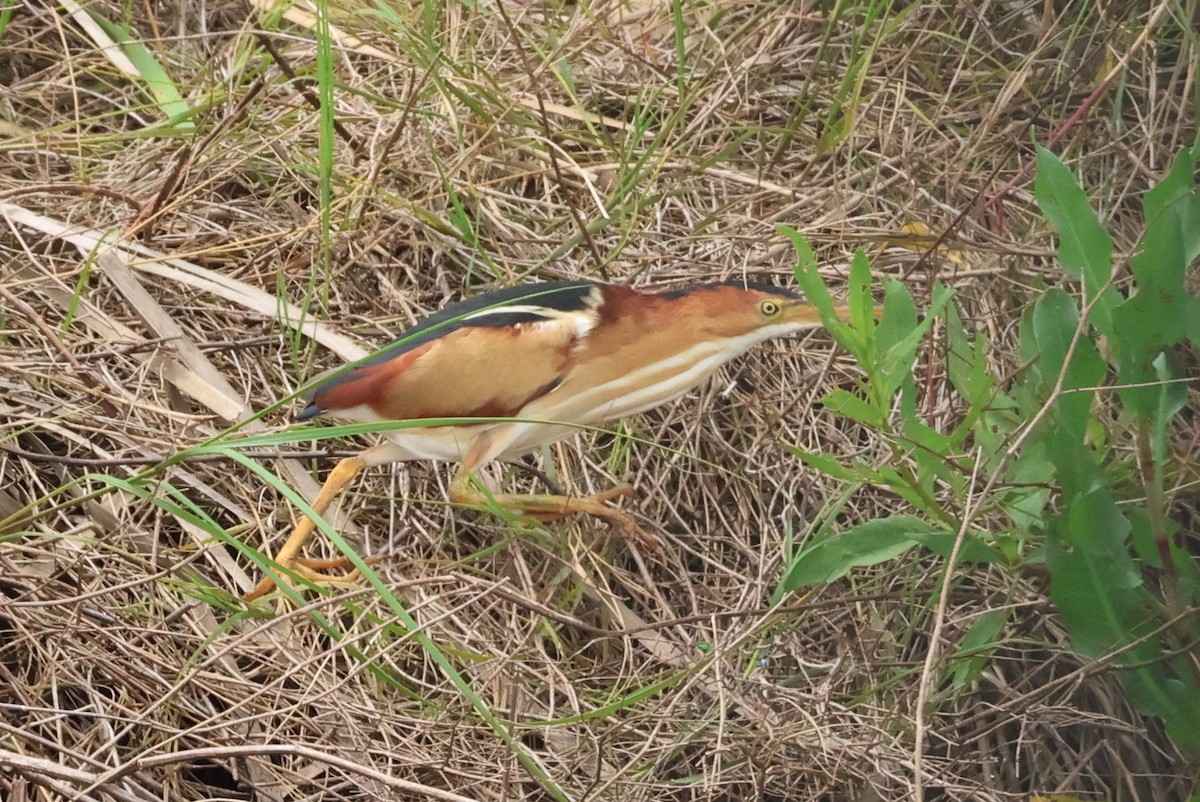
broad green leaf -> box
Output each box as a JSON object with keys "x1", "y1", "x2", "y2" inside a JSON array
[
  {"x1": 1114, "y1": 216, "x2": 1187, "y2": 357},
  {"x1": 818, "y1": 389, "x2": 884, "y2": 427},
  {"x1": 1158, "y1": 665, "x2": 1200, "y2": 756},
  {"x1": 1034, "y1": 147, "x2": 1118, "y2": 335},
  {"x1": 1127, "y1": 507, "x2": 1161, "y2": 568},
  {"x1": 1044, "y1": 487, "x2": 1200, "y2": 755},
  {"x1": 877, "y1": 282, "x2": 953, "y2": 398},
  {"x1": 875, "y1": 276, "x2": 917, "y2": 351},
  {"x1": 1114, "y1": 145, "x2": 1200, "y2": 415},
  {"x1": 1046, "y1": 426, "x2": 1101, "y2": 501},
  {"x1": 780, "y1": 516, "x2": 939, "y2": 591},
  {"x1": 1131, "y1": 185, "x2": 1191, "y2": 313},
  {"x1": 1046, "y1": 490, "x2": 1146, "y2": 656},
  {"x1": 779, "y1": 517, "x2": 1002, "y2": 592},
  {"x1": 1031, "y1": 289, "x2": 1105, "y2": 440},
  {"x1": 1141, "y1": 142, "x2": 1200, "y2": 265},
  {"x1": 1170, "y1": 534, "x2": 1200, "y2": 609},
  {"x1": 902, "y1": 530, "x2": 1006, "y2": 564}
]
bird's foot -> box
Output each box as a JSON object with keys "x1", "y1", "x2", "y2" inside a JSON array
[
  {"x1": 244, "y1": 554, "x2": 379, "y2": 602},
  {"x1": 454, "y1": 482, "x2": 660, "y2": 550},
  {"x1": 244, "y1": 456, "x2": 373, "y2": 603}
]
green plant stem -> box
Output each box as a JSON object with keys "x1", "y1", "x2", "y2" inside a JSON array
[
  {"x1": 884, "y1": 441, "x2": 956, "y2": 529},
  {"x1": 1136, "y1": 421, "x2": 1179, "y2": 614}
]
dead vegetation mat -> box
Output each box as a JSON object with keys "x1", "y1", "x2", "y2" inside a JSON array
[{"x1": 1, "y1": 0, "x2": 1196, "y2": 800}]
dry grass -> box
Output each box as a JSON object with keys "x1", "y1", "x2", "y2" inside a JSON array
[{"x1": 1, "y1": 0, "x2": 1196, "y2": 800}]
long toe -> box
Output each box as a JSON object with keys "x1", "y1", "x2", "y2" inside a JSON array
[
  {"x1": 587, "y1": 504, "x2": 660, "y2": 550},
  {"x1": 522, "y1": 491, "x2": 660, "y2": 550},
  {"x1": 243, "y1": 555, "x2": 376, "y2": 602},
  {"x1": 592, "y1": 484, "x2": 638, "y2": 503}
]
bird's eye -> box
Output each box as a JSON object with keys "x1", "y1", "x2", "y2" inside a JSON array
[{"x1": 759, "y1": 300, "x2": 781, "y2": 317}]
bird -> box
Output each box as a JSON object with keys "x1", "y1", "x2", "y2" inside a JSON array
[{"x1": 246, "y1": 279, "x2": 848, "y2": 600}]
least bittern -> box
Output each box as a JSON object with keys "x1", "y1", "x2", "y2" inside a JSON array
[{"x1": 248, "y1": 280, "x2": 842, "y2": 600}]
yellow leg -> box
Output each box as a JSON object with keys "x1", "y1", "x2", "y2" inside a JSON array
[
  {"x1": 245, "y1": 456, "x2": 369, "y2": 602},
  {"x1": 449, "y1": 468, "x2": 659, "y2": 550}
]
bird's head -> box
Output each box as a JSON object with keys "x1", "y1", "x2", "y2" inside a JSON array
[{"x1": 660, "y1": 281, "x2": 835, "y2": 342}]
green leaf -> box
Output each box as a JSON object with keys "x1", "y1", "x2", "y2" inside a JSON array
[
  {"x1": 902, "y1": 530, "x2": 1006, "y2": 564},
  {"x1": 877, "y1": 281, "x2": 954, "y2": 399},
  {"x1": 783, "y1": 446, "x2": 874, "y2": 483},
  {"x1": 945, "y1": 608, "x2": 1011, "y2": 691},
  {"x1": 1047, "y1": 490, "x2": 1143, "y2": 644},
  {"x1": 781, "y1": 226, "x2": 833, "y2": 313},
  {"x1": 780, "y1": 225, "x2": 868, "y2": 360},
  {"x1": 780, "y1": 516, "x2": 936, "y2": 591},
  {"x1": 879, "y1": 291, "x2": 946, "y2": 373},
  {"x1": 898, "y1": 385, "x2": 954, "y2": 455},
  {"x1": 1141, "y1": 142, "x2": 1200, "y2": 265},
  {"x1": 1170, "y1": 533, "x2": 1200, "y2": 609},
  {"x1": 943, "y1": 303, "x2": 975, "y2": 399},
  {"x1": 818, "y1": 389, "x2": 884, "y2": 427},
  {"x1": 1150, "y1": 352, "x2": 1189, "y2": 465},
  {"x1": 779, "y1": 517, "x2": 1002, "y2": 593},
  {"x1": 848, "y1": 249, "x2": 875, "y2": 333},
  {"x1": 1112, "y1": 143, "x2": 1200, "y2": 415},
  {"x1": 1031, "y1": 289, "x2": 1106, "y2": 440},
  {"x1": 875, "y1": 277, "x2": 918, "y2": 349},
  {"x1": 1034, "y1": 147, "x2": 1118, "y2": 335},
  {"x1": 876, "y1": 465, "x2": 939, "y2": 511},
  {"x1": 1045, "y1": 488, "x2": 1200, "y2": 750},
  {"x1": 1005, "y1": 442, "x2": 1055, "y2": 533},
  {"x1": 87, "y1": 13, "x2": 195, "y2": 130},
  {"x1": 1127, "y1": 507, "x2": 1161, "y2": 569}
]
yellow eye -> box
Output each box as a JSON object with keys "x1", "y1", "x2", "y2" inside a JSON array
[{"x1": 759, "y1": 299, "x2": 782, "y2": 317}]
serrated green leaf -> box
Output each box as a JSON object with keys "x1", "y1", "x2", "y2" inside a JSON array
[
  {"x1": 1047, "y1": 488, "x2": 1200, "y2": 755},
  {"x1": 1112, "y1": 144, "x2": 1200, "y2": 416},
  {"x1": 1141, "y1": 142, "x2": 1200, "y2": 265}
]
